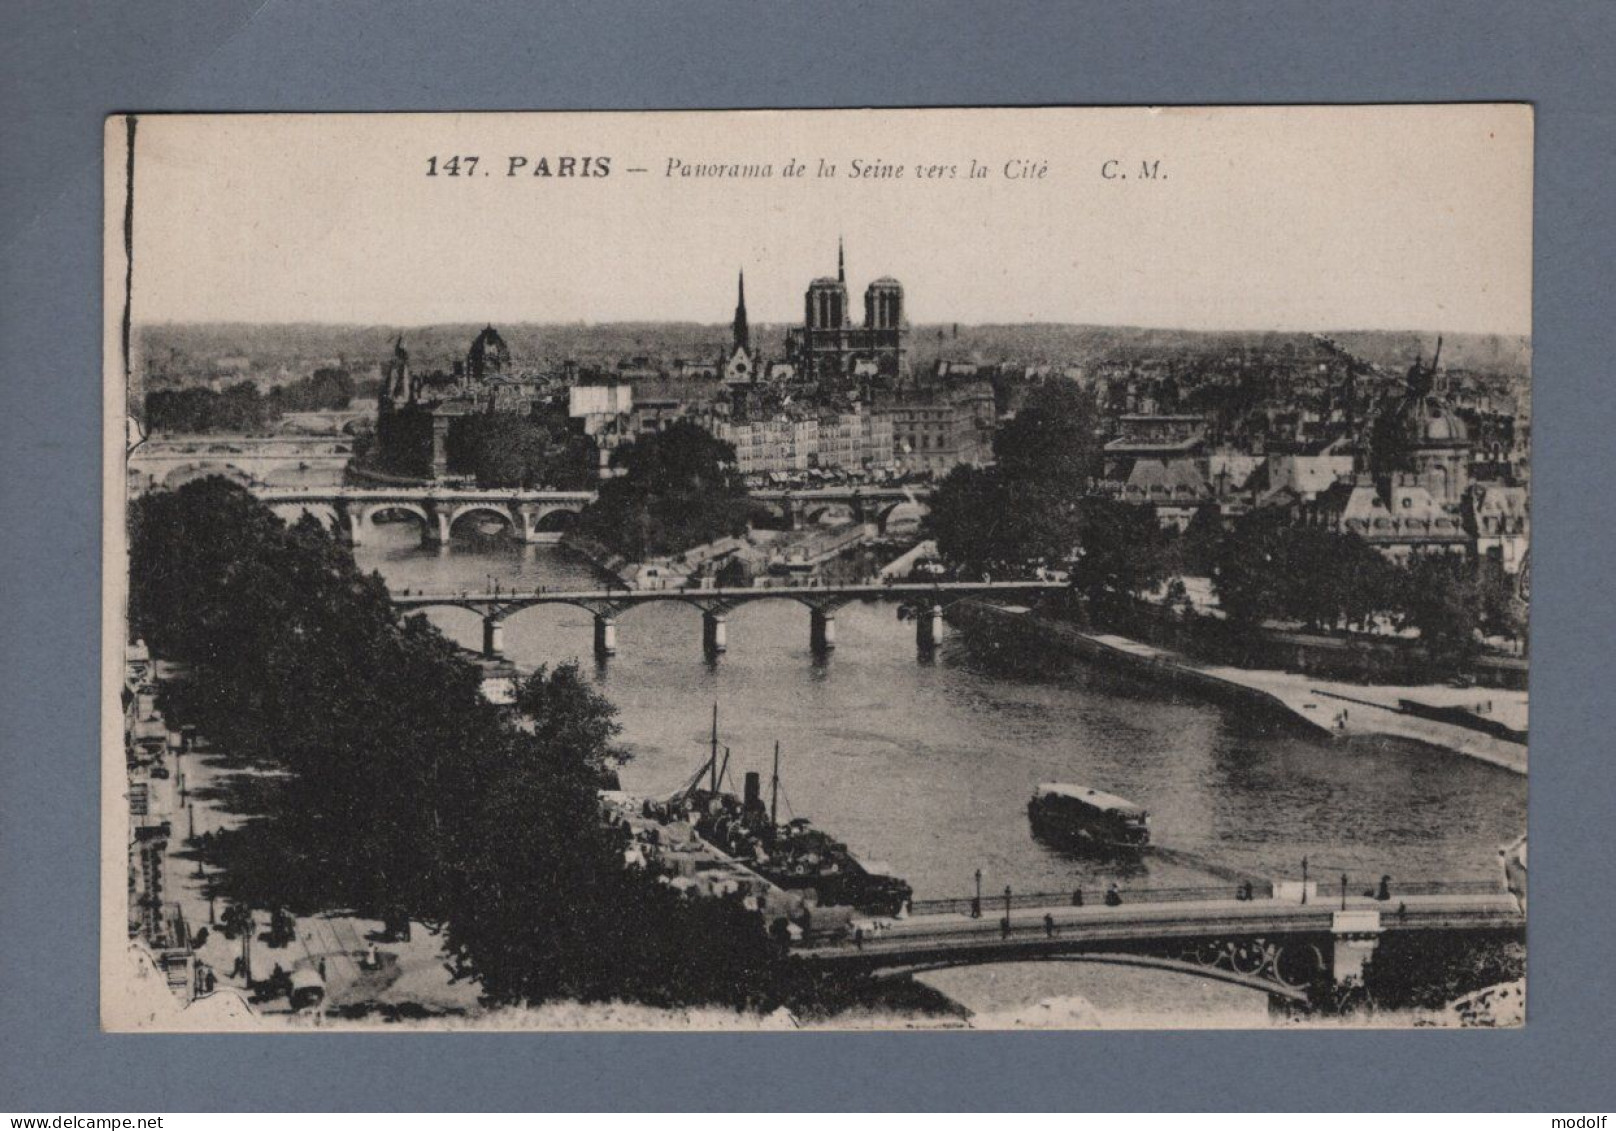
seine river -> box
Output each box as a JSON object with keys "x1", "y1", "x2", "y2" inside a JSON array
[{"x1": 355, "y1": 526, "x2": 1526, "y2": 1016}]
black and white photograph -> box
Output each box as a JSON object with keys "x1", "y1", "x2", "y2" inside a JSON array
[{"x1": 103, "y1": 106, "x2": 1532, "y2": 1031}]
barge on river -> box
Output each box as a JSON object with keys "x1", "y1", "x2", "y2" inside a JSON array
[
  {"x1": 654, "y1": 709, "x2": 913, "y2": 917},
  {"x1": 1028, "y1": 782, "x2": 1151, "y2": 850}
]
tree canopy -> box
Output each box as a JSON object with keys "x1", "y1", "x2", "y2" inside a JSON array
[
  {"x1": 1209, "y1": 510, "x2": 1402, "y2": 633},
  {"x1": 144, "y1": 369, "x2": 355, "y2": 433},
  {"x1": 577, "y1": 420, "x2": 752, "y2": 559},
  {"x1": 992, "y1": 379, "x2": 1102, "y2": 493},
  {"x1": 127, "y1": 478, "x2": 862, "y2": 1012},
  {"x1": 928, "y1": 381, "x2": 1102, "y2": 577}
]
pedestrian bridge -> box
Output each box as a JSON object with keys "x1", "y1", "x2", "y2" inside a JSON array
[
  {"x1": 391, "y1": 580, "x2": 1064, "y2": 658},
  {"x1": 793, "y1": 883, "x2": 1523, "y2": 1005}
]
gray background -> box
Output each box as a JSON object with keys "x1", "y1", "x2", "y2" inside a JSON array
[{"x1": 2, "y1": 0, "x2": 1612, "y2": 1112}]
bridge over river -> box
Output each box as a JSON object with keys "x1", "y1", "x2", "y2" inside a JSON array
[
  {"x1": 794, "y1": 882, "x2": 1523, "y2": 1005},
  {"x1": 246, "y1": 482, "x2": 933, "y2": 546},
  {"x1": 391, "y1": 579, "x2": 1064, "y2": 657}
]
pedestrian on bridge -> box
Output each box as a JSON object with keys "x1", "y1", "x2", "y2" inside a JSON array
[
  {"x1": 1105, "y1": 882, "x2": 1123, "y2": 907},
  {"x1": 1043, "y1": 913, "x2": 1056, "y2": 939},
  {"x1": 1071, "y1": 887, "x2": 1084, "y2": 907}
]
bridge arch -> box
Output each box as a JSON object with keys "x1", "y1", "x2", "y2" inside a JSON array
[
  {"x1": 805, "y1": 502, "x2": 857, "y2": 527},
  {"x1": 361, "y1": 502, "x2": 432, "y2": 539},
  {"x1": 750, "y1": 500, "x2": 791, "y2": 529},
  {"x1": 870, "y1": 950, "x2": 1310, "y2": 1003},
  {"x1": 529, "y1": 504, "x2": 582, "y2": 534},
  {"x1": 448, "y1": 504, "x2": 516, "y2": 539},
  {"x1": 877, "y1": 500, "x2": 928, "y2": 535}
]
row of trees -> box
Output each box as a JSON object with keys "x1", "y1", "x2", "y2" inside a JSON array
[
  {"x1": 129, "y1": 479, "x2": 839, "y2": 1009},
  {"x1": 143, "y1": 368, "x2": 356, "y2": 433},
  {"x1": 927, "y1": 379, "x2": 1523, "y2": 672},
  {"x1": 1206, "y1": 511, "x2": 1523, "y2": 668}
]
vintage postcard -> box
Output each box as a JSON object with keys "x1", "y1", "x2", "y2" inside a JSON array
[{"x1": 103, "y1": 107, "x2": 1531, "y2": 1031}]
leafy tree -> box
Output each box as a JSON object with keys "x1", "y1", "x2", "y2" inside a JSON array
[
  {"x1": 1208, "y1": 512, "x2": 1402, "y2": 634},
  {"x1": 1209, "y1": 508, "x2": 1292, "y2": 627},
  {"x1": 129, "y1": 479, "x2": 835, "y2": 1012},
  {"x1": 447, "y1": 412, "x2": 558, "y2": 488},
  {"x1": 992, "y1": 379, "x2": 1101, "y2": 494},
  {"x1": 928, "y1": 466, "x2": 1011, "y2": 576},
  {"x1": 1176, "y1": 504, "x2": 1225, "y2": 576},
  {"x1": 512, "y1": 663, "x2": 629, "y2": 786},
  {"x1": 928, "y1": 468, "x2": 1084, "y2": 578},
  {"x1": 1399, "y1": 553, "x2": 1486, "y2": 671},
  {"x1": 577, "y1": 420, "x2": 752, "y2": 559},
  {"x1": 1071, "y1": 498, "x2": 1169, "y2": 615},
  {"x1": 1475, "y1": 557, "x2": 1527, "y2": 644}
]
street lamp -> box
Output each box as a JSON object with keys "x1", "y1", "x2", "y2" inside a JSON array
[
  {"x1": 1340, "y1": 873, "x2": 1348, "y2": 911},
  {"x1": 1301, "y1": 855, "x2": 1309, "y2": 904}
]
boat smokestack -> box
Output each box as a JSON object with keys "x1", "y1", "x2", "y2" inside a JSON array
[{"x1": 743, "y1": 771, "x2": 763, "y2": 811}]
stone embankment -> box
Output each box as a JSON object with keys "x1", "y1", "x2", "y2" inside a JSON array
[{"x1": 951, "y1": 602, "x2": 1527, "y2": 775}]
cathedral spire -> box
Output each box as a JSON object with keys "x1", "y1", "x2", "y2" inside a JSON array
[
  {"x1": 733, "y1": 269, "x2": 750, "y2": 351},
  {"x1": 837, "y1": 237, "x2": 846, "y2": 284}
]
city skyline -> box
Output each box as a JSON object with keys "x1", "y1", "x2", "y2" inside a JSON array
[{"x1": 120, "y1": 107, "x2": 1532, "y2": 336}]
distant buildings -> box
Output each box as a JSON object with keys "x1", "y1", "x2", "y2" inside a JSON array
[
  {"x1": 713, "y1": 404, "x2": 894, "y2": 478},
  {"x1": 881, "y1": 384, "x2": 995, "y2": 476},
  {"x1": 1296, "y1": 353, "x2": 1529, "y2": 571}
]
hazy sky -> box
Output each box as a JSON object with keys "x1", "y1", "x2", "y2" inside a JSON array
[{"x1": 115, "y1": 107, "x2": 1533, "y2": 335}]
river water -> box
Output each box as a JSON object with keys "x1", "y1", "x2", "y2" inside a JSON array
[
  {"x1": 352, "y1": 526, "x2": 1525, "y2": 1018},
  {"x1": 356, "y1": 526, "x2": 1525, "y2": 898}
]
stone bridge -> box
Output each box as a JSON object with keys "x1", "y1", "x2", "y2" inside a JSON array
[
  {"x1": 253, "y1": 486, "x2": 598, "y2": 546},
  {"x1": 244, "y1": 483, "x2": 933, "y2": 547},
  {"x1": 794, "y1": 884, "x2": 1523, "y2": 1007},
  {"x1": 127, "y1": 437, "x2": 357, "y2": 493},
  {"x1": 391, "y1": 580, "x2": 1063, "y2": 658}
]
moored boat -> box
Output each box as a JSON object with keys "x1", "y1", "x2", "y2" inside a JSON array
[
  {"x1": 1028, "y1": 782, "x2": 1150, "y2": 849},
  {"x1": 661, "y1": 708, "x2": 913, "y2": 917}
]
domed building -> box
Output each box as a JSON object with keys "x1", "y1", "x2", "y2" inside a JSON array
[
  {"x1": 1303, "y1": 347, "x2": 1474, "y2": 561},
  {"x1": 1368, "y1": 354, "x2": 1471, "y2": 508}
]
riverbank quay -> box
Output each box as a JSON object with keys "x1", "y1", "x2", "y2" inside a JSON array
[
  {"x1": 120, "y1": 651, "x2": 900, "y2": 1029},
  {"x1": 951, "y1": 602, "x2": 1527, "y2": 775}
]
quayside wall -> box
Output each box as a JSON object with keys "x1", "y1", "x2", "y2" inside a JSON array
[{"x1": 948, "y1": 600, "x2": 1326, "y2": 737}]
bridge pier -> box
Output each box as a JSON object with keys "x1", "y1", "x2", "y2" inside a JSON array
[
  {"x1": 702, "y1": 612, "x2": 728, "y2": 655},
  {"x1": 482, "y1": 617, "x2": 505, "y2": 659},
  {"x1": 594, "y1": 615, "x2": 618, "y2": 658},
  {"x1": 422, "y1": 506, "x2": 452, "y2": 549},
  {"x1": 916, "y1": 604, "x2": 945, "y2": 651},
  {"x1": 810, "y1": 607, "x2": 837, "y2": 652},
  {"x1": 1329, "y1": 910, "x2": 1383, "y2": 990},
  {"x1": 335, "y1": 502, "x2": 365, "y2": 546}
]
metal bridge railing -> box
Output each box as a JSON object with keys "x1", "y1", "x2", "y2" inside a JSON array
[
  {"x1": 905, "y1": 877, "x2": 1503, "y2": 918},
  {"x1": 908, "y1": 883, "x2": 1274, "y2": 918}
]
